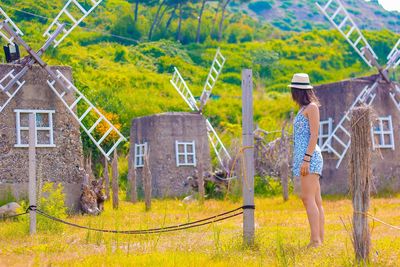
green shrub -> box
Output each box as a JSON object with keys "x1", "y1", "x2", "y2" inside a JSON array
[
  {"x1": 37, "y1": 183, "x2": 67, "y2": 233},
  {"x1": 254, "y1": 176, "x2": 293, "y2": 197}
]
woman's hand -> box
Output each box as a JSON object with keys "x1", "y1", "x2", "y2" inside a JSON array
[{"x1": 301, "y1": 161, "x2": 310, "y2": 176}]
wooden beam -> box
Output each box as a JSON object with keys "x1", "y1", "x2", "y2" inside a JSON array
[
  {"x1": 28, "y1": 113, "x2": 36, "y2": 235},
  {"x1": 241, "y1": 69, "x2": 255, "y2": 245}
]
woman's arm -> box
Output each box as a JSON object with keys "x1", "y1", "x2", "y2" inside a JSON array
[{"x1": 305, "y1": 103, "x2": 320, "y2": 157}]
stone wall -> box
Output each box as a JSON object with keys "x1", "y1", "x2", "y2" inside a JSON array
[
  {"x1": 0, "y1": 64, "x2": 85, "y2": 210},
  {"x1": 313, "y1": 75, "x2": 400, "y2": 194},
  {"x1": 130, "y1": 112, "x2": 212, "y2": 197}
]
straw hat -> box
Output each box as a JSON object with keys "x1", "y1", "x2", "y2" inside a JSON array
[{"x1": 288, "y1": 73, "x2": 313, "y2": 90}]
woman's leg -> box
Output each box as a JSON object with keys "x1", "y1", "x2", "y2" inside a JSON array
[
  {"x1": 315, "y1": 177, "x2": 325, "y2": 243},
  {"x1": 300, "y1": 174, "x2": 321, "y2": 245}
]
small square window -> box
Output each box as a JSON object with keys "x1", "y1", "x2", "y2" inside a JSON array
[
  {"x1": 134, "y1": 142, "x2": 147, "y2": 168},
  {"x1": 175, "y1": 141, "x2": 196, "y2": 167},
  {"x1": 14, "y1": 109, "x2": 55, "y2": 148},
  {"x1": 372, "y1": 116, "x2": 394, "y2": 150},
  {"x1": 319, "y1": 118, "x2": 333, "y2": 153}
]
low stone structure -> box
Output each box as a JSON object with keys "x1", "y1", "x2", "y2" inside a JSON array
[
  {"x1": 129, "y1": 112, "x2": 212, "y2": 197},
  {"x1": 0, "y1": 64, "x2": 85, "y2": 210},
  {"x1": 313, "y1": 75, "x2": 400, "y2": 194}
]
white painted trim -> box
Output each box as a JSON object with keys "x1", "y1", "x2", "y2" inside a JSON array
[
  {"x1": 319, "y1": 118, "x2": 333, "y2": 153},
  {"x1": 14, "y1": 109, "x2": 55, "y2": 113},
  {"x1": 175, "y1": 140, "x2": 196, "y2": 167},
  {"x1": 14, "y1": 109, "x2": 55, "y2": 148},
  {"x1": 371, "y1": 115, "x2": 395, "y2": 150},
  {"x1": 15, "y1": 144, "x2": 56, "y2": 148},
  {"x1": 134, "y1": 142, "x2": 147, "y2": 168}
]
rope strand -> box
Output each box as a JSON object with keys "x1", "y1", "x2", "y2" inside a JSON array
[{"x1": 27, "y1": 206, "x2": 248, "y2": 234}]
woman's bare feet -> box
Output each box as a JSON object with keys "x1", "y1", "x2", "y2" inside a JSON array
[{"x1": 307, "y1": 240, "x2": 322, "y2": 248}]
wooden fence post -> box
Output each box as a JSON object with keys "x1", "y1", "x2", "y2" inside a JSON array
[
  {"x1": 280, "y1": 119, "x2": 290, "y2": 201},
  {"x1": 242, "y1": 69, "x2": 255, "y2": 245},
  {"x1": 28, "y1": 113, "x2": 36, "y2": 235},
  {"x1": 112, "y1": 149, "x2": 119, "y2": 209},
  {"x1": 280, "y1": 159, "x2": 289, "y2": 201},
  {"x1": 198, "y1": 172, "x2": 205, "y2": 204},
  {"x1": 350, "y1": 106, "x2": 372, "y2": 262},
  {"x1": 128, "y1": 155, "x2": 137, "y2": 203},
  {"x1": 143, "y1": 149, "x2": 152, "y2": 211},
  {"x1": 104, "y1": 156, "x2": 110, "y2": 200}
]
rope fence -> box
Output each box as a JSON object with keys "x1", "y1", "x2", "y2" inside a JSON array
[
  {"x1": 2, "y1": 205, "x2": 400, "y2": 235},
  {"x1": 1, "y1": 205, "x2": 255, "y2": 235}
]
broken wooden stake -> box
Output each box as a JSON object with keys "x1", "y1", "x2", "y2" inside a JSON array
[
  {"x1": 143, "y1": 149, "x2": 152, "y2": 211},
  {"x1": 112, "y1": 149, "x2": 119, "y2": 209}
]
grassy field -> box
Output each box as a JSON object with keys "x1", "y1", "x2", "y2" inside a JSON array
[{"x1": 1, "y1": 195, "x2": 400, "y2": 266}]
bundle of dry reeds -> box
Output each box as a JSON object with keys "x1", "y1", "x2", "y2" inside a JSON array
[{"x1": 350, "y1": 105, "x2": 373, "y2": 262}]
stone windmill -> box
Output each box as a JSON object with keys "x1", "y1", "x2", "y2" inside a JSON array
[
  {"x1": 0, "y1": 2, "x2": 126, "y2": 207},
  {"x1": 312, "y1": 0, "x2": 400, "y2": 194},
  {"x1": 316, "y1": 0, "x2": 400, "y2": 167},
  {"x1": 170, "y1": 48, "x2": 231, "y2": 170},
  {"x1": 0, "y1": 1, "x2": 126, "y2": 160}
]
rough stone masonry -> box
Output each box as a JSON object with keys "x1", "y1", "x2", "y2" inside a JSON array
[{"x1": 0, "y1": 64, "x2": 85, "y2": 210}]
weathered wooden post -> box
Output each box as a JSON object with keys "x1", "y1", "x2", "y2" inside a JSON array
[
  {"x1": 280, "y1": 159, "x2": 289, "y2": 201},
  {"x1": 28, "y1": 114, "x2": 36, "y2": 235},
  {"x1": 198, "y1": 172, "x2": 205, "y2": 204},
  {"x1": 143, "y1": 150, "x2": 152, "y2": 211},
  {"x1": 350, "y1": 106, "x2": 372, "y2": 262},
  {"x1": 197, "y1": 143, "x2": 205, "y2": 203},
  {"x1": 112, "y1": 149, "x2": 119, "y2": 209},
  {"x1": 242, "y1": 69, "x2": 255, "y2": 245},
  {"x1": 280, "y1": 119, "x2": 291, "y2": 202},
  {"x1": 104, "y1": 156, "x2": 110, "y2": 200},
  {"x1": 128, "y1": 156, "x2": 137, "y2": 203}
]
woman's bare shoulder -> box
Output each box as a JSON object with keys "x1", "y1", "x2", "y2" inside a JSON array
[
  {"x1": 304, "y1": 102, "x2": 319, "y2": 111},
  {"x1": 304, "y1": 102, "x2": 319, "y2": 115}
]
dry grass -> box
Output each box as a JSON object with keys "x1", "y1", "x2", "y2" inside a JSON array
[{"x1": 1, "y1": 195, "x2": 400, "y2": 266}]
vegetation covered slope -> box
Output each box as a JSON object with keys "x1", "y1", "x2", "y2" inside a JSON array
[
  {"x1": 0, "y1": 0, "x2": 399, "y2": 160},
  {"x1": 244, "y1": 0, "x2": 400, "y2": 32}
]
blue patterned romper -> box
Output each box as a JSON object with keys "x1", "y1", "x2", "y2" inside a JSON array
[{"x1": 293, "y1": 105, "x2": 323, "y2": 177}]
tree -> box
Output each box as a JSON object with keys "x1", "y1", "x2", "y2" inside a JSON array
[
  {"x1": 217, "y1": 0, "x2": 231, "y2": 42},
  {"x1": 174, "y1": 0, "x2": 190, "y2": 41},
  {"x1": 217, "y1": 0, "x2": 250, "y2": 41},
  {"x1": 128, "y1": 0, "x2": 155, "y2": 22},
  {"x1": 149, "y1": 0, "x2": 167, "y2": 40},
  {"x1": 196, "y1": 0, "x2": 210, "y2": 43}
]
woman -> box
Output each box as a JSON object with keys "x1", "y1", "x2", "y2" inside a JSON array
[{"x1": 288, "y1": 73, "x2": 325, "y2": 248}]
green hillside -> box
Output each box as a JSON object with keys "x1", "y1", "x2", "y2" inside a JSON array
[
  {"x1": 244, "y1": 0, "x2": 400, "y2": 32},
  {"x1": 0, "y1": 0, "x2": 399, "y2": 162}
]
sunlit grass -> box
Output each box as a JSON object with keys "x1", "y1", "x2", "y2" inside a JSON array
[{"x1": 1, "y1": 195, "x2": 400, "y2": 266}]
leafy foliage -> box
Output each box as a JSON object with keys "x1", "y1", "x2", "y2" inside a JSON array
[{"x1": 37, "y1": 183, "x2": 67, "y2": 233}]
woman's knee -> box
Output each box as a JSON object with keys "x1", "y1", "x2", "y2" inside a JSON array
[
  {"x1": 301, "y1": 195, "x2": 315, "y2": 206},
  {"x1": 315, "y1": 196, "x2": 323, "y2": 208}
]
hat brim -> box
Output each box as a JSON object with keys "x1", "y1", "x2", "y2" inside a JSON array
[{"x1": 287, "y1": 84, "x2": 313, "y2": 90}]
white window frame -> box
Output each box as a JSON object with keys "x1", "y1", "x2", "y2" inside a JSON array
[
  {"x1": 175, "y1": 140, "x2": 196, "y2": 167},
  {"x1": 14, "y1": 109, "x2": 55, "y2": 148},
  {"x1": 134, "y1": 142, "x2": 147, "y2": 168},
  {"x1": 319, "y1": 118, "x2": 333, "y2": 153},
  {"x1": 371, "y1": 115, "x2": 395, "y2": 150}
]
